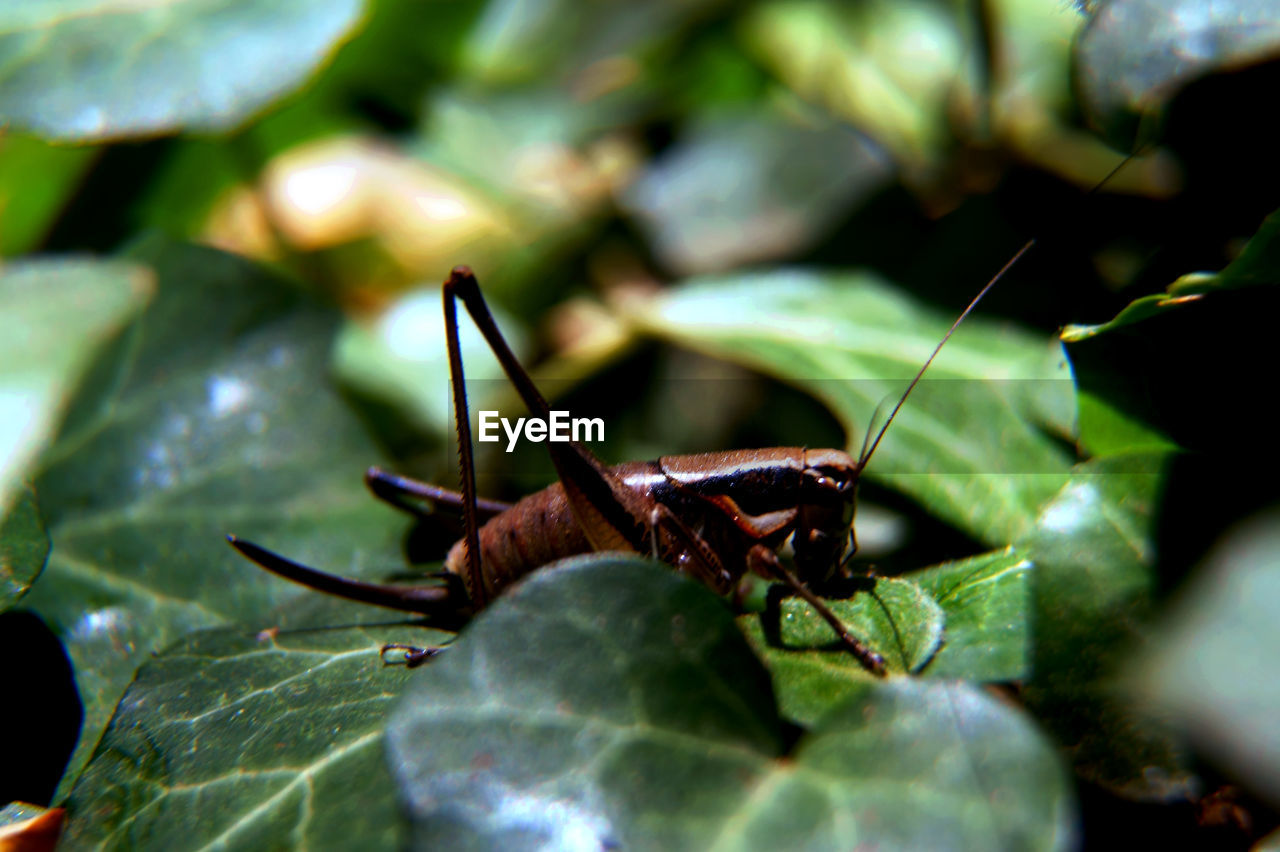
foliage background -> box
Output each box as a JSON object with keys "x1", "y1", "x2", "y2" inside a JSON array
[{"x1": 2, "y1": 0, "x2": 1279, "y2": 848}]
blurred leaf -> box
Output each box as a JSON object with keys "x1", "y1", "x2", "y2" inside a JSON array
[
  {"x1": 132, "y1": 139, "x2": 248, "y2": 243},
  {"x1": 1076, "y1": 0, "x2": 1280, "y2": 149},
  {"x1": 0, "y1": 0, "x2": 367, "y2": 141},
  {"x1": 460, "y1": 0, "x2": 720, "y2": 84},
  {"x1": 64, "y1": 595, "x2": 438, "y2": 851},
  {"x1": 387, "y1": 555, "x2": 1076, "y2": 850},
  {"x1": 0, "y1": 134, "x2": 99, "y2": 255},
  {"x1": 636, "y1": 271, "x2": 1075, "y2": 546},
  {"x1": 408, "y1": 88, "x2": 640, "y2": 300},
  {"x1": 20, "y1": 240, "x2": 406, "y2": 796},
  {"x1": 1138, "y1": 509, "x2": 1280, "y2": 808},
  {"x1": 621, "y1": 110, "x2": 891, "y2": 275},
  {"x1": 332, "y1": 284, "x2": 529, "y2": 437},
  {"x1": 0, "y1": 485, "x2": 48, "y2": 611},
  {"x1": 0, "y1": 258, "x2": 153, "y2": 518},
  {"x1": 742, "y1": 0, "x2": 975, "y2": 167},
  {"x1": 1021, "y1": 452, "x2": 1192, "y2": 798}
]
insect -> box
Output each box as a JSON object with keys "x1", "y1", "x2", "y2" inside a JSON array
[{"x1": 227, "y1": 232, "x2": 1044, "y2": 679}]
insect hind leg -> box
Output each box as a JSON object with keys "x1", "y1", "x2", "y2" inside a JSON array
[{"x1": 227, "y1": 535, "x2": 470, "y2": 617}]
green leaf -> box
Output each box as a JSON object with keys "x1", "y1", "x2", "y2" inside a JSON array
[
  {"x1": 388, "y1": 556, "x2": 1076, "y2": 850},
  {"x1": 912, "y1": 548, "x2": 1031, "y2": 681},
  {"x1": 459, "y1": 0, "x2": 720, "y2": 84},
  {"x1": 21, "y1": 240, "x2": 406, "y2": 797},
  {"x1": 1061, "y1": 209, "x2": 1280, "y2": 456},
  {"x1": 741, "y1": 0, "x2": 969, "y2": 166},
  {"x1": 637, "y1": 271, "x2": 1075, "y2": 546},
  {"x1": 0, "y1": 484, "x2": 48, "y2": 610},
  {"x1": 0, "y1": 257, "x2": 153, "y2": 518},
  {"x1": 738, "y1": 577, "x2": 942, "y2": 725},
  {"x1": 332, "y1": 285, "x2": 530, "y2": 437},
  {"x1": 0, "y1": 133, "x2": 99, "y2": 255},
  {"x1": 621, "y1": 110, "x2": 891, "y2": 275},
  {"x1": 775, "y1": 578, "x2": 943, "y2": 669},
  {"x1": 64, "y1": 595, "x2": 439, "y2": 850},
  {"x1": 0, "y1": 0, "x2": 367, "y2": 141},
  {"x1": 1061, "y1": 207, "x2": 1280, "y2": 344},
  {"x1": 740, "y1": 552, "x2": 1029, "y2": 725},
  {"x1": 1020, "y1": 452, "x2": 1192, "y2": 798},
  {"x1": 1138, "y1": 510, "x2": 1280, "y2": 808}
]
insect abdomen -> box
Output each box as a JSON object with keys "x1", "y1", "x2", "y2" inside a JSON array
[{"x1": 444, "y1": 483, "x2": 593, "y2": 601}]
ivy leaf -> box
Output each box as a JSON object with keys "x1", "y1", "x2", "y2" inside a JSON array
[
  {"x1": 741, "y1": 550, "x2": 1029, "y2": 725},
  {"x1": 0, "y1": 485, "x2": 48, "y2": 611},
  {"x1": 1020, "y1": 452, "x2": 1191, "y2": 798},
  {"x1": 387, "y1": 555, "x2": 1076, "y2": 850},
  {"x1": 738, "y1": 577, "x2": 941, "y2": 725},
  {"x1": 63, "y1": 596, "x2": 439, "y2": 850},
  {"x1": 0, "y1": 257, "x2": 152, "y2": 517},
  {"x1": 912, "y1": 548, "x2": 1031, "y2": 681},
  {"x1": 1061, "y1": 208, "x2": 1280, "y2": 457},
  {"x1": 637, "y1": 271, "x2": 1075, "y2": 546},
  {"x1": 0, "y1": 0, "x2": 366, "y2": 141},
  {"x1": 21, "y1": 239, "x2": 406, "y2": 796}
]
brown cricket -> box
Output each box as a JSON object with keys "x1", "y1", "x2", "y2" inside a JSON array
[{"x1": 227, "y1": 241, "x2": 1038, "y2": 678}]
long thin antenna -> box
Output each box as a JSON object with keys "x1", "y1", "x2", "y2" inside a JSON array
[
  {"x1": 858, "y1": 239, "x2": 1034, "y2": 470},
  {"x1": 856, "y1": 151, "x2": 1142, "y2": 472}
]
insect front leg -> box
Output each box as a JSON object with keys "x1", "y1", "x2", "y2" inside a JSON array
[{"x1": 747, "y1": 545, "x2": 887, "y2": 676}]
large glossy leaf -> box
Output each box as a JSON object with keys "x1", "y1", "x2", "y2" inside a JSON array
[
  {"x1": 1020, "y1": 452, "x2": 1191, "y2": 797},
  {"x1": 63, "y1": 596, "x2": 440, "y2": 850},
  {"x1": 636, "y1": 271, "x2": 1075, "y2": 546},
  {"x1": 742, "y1": 549, "x2": 1030, "y2": 725},
  {"x1": 1138, "y1": 510, "x2": 1280, "y2": 808},
  {"x1": 0, "y1": 485, "x2": 48, "y2": 610},
  {"x1": 0, "y1": 0, "x2": 366, "y2": 141},
  {"x1": 21, "y1": 240, "x2": 406, "y2": 796},
  {"x1": 387, "y1": 555, "x2": 1076, "y2": 850},
  {"x1": 0, "y1": 257, "x2": 153, "y2": 518}
]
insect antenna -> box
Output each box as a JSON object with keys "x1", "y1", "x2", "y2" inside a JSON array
[
  {"x1": 855, "y1": 151, "x2": 1143, "y2": 474},
  {"x1": 855, "y1": 238, "x2": 1035, "y2": 473}
]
